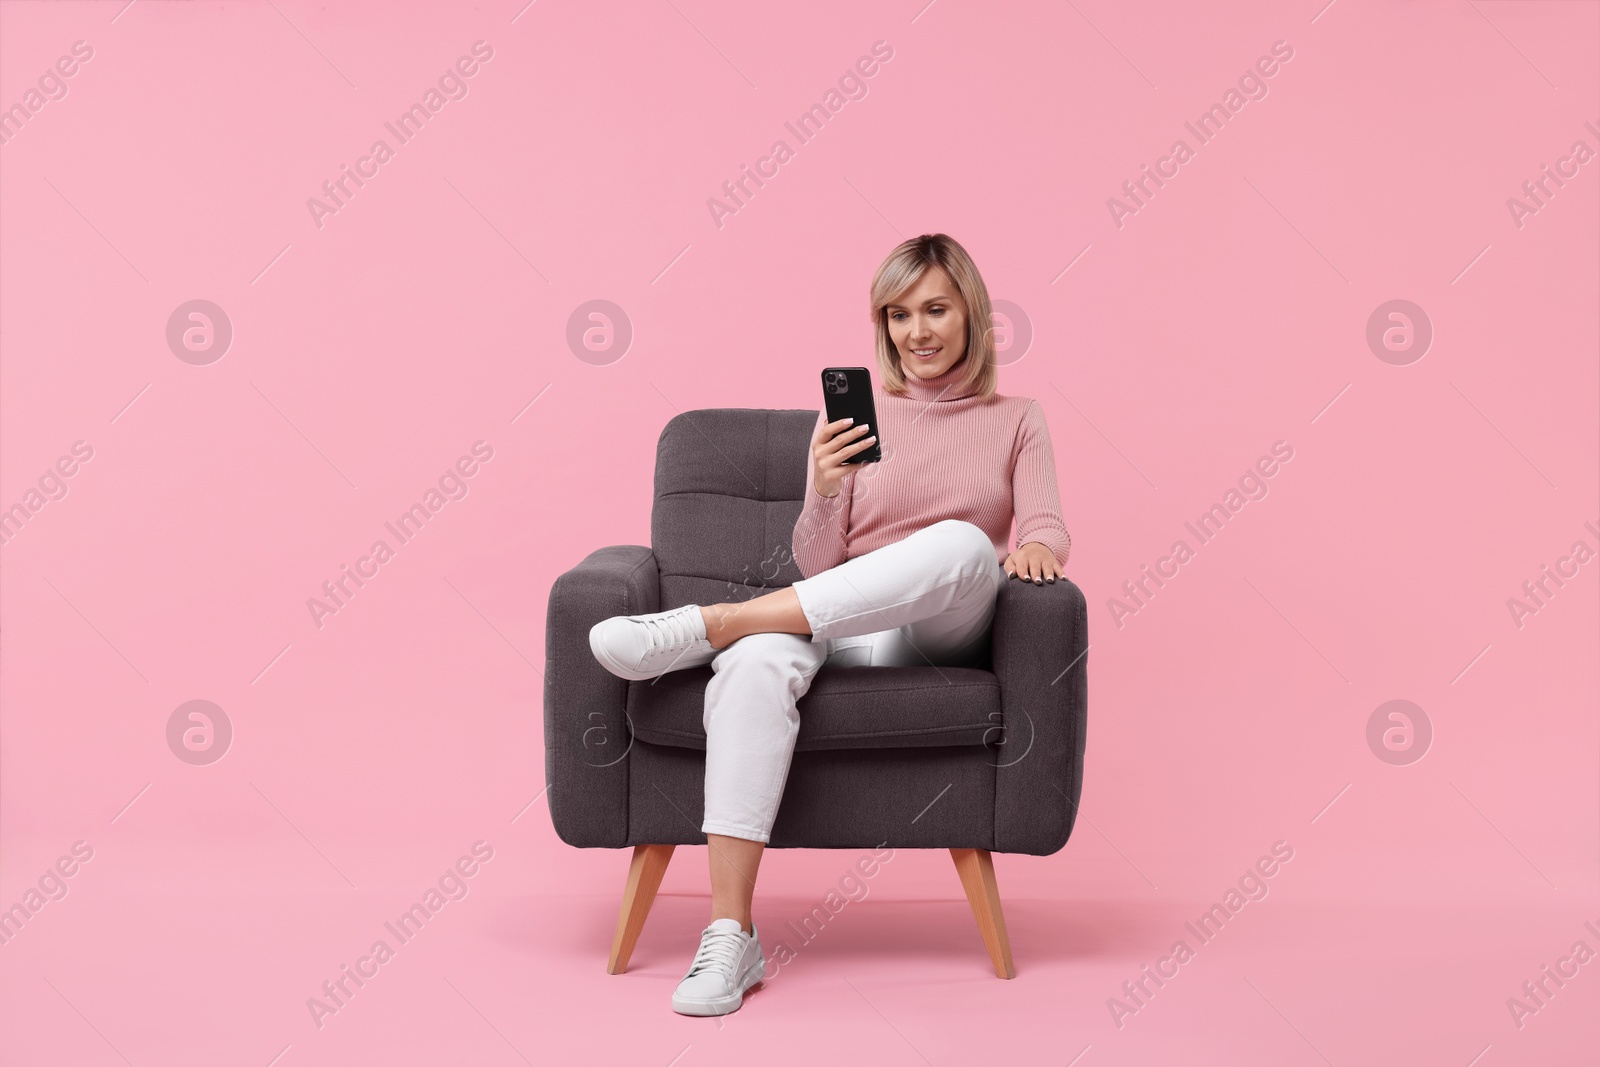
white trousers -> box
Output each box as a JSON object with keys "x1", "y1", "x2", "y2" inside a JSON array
[{"x1": 699, "y1": 519, "x2": 1007, "y2": 843}]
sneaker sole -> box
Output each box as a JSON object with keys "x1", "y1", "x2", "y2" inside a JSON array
[{"x1": 671, "y1": 957, "x2": 766, "y2": 1016}]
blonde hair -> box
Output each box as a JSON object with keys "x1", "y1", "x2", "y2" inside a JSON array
[{"x1": 870, "y1": 233, "x2": 997, "y2": 399}]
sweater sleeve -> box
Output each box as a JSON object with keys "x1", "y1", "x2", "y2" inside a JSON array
[
  {"x1": 1011, "y1": 399, "x2": 1072, "y2": 566},
  {"x1": 791, "y1": 408, "x2": 854, "y2": 578}
]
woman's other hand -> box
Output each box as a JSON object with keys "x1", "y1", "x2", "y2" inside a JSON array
[
  {"x1": 1003, "y1": 542, "x2": 1062, "y2": 585},
  {"x1": 810, "y1": 416, "x2": 876, "y2": 498}
]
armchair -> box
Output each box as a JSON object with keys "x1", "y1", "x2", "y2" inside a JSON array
[{"x1": 543, "y1": 408, "x2": 1088, "y2": 977}]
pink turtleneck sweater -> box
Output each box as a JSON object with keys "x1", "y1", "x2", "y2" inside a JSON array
[{"x1": 791, "y1": 362, "x2": 1072, "y2": 578}]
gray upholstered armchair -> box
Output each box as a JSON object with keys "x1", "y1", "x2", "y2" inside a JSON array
[{"x1": 543, "y1": 408, "x2": 1088, "y2": 978}]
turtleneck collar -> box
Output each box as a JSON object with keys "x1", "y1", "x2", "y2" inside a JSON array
[{"x1": 895, "y1": 358, "x2": 981, "y2": 402}]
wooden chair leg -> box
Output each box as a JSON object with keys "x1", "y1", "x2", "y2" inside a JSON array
[
  {"x1": 950, "y1": 847, "x2": 1016, "y2": 978},
  {"x1": 608, "y1": 844, "x2": 676, "y2": 974}
]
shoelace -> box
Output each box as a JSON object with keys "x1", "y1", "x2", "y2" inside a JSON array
[
  {"x1": 685, "y1": 925, "x2": 746, "y2": 979},
  {"x1": 640, "y1": 609, "x2": 699, "y2": 658}
]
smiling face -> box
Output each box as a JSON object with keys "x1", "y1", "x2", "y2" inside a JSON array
[{"x1": 885, "y1": 267, "x2": 969, "y2": 382}]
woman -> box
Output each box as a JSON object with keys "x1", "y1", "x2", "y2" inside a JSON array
[{"x1": 588, "y1": 233, "x2": 1072, "y2": 1016}]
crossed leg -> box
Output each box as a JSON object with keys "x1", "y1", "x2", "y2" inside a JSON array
[{"x1": 700, "y1": 518, "x2": 1005, "y2": 657}]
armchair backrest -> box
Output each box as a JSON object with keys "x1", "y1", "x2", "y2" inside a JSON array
[{"x1": 652, "y1": 408, "x2": 816, "y2": 609}]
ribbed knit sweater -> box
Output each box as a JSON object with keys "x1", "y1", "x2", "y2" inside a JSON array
[{"x1": 792, "y1": 362, "x2": 1072, "y2": 579}]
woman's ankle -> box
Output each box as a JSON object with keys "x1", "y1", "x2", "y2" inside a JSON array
[
  {"x1": 700, "y1": 604, "x2": 737, "y2": 648},
  {"x1": 711, "y1": 913, "x2": 752, "y2": 934}
]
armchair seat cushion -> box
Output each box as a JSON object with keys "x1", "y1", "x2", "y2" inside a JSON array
[{"x1": 627, "y1": 664, "x2": 1002, "y2": 752}]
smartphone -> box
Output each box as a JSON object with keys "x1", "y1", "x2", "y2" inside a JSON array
[{"x1": 820, "y1": 367, "x2": 882, "y2": 464}]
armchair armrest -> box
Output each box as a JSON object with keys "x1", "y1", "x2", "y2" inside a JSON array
[
  {"x1": 989, "y1": 575, "x2": 1088, "y2": 855},
  {"x1": 543, "y1": 545, "x2": 660, "y2": 847}
]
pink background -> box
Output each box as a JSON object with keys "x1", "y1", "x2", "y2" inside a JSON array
[{"x1": 2, "y1": 0, "x2": 1597, "y2": 1063}]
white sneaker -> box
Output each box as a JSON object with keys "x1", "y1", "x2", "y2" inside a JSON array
[
  {"x1": 588, "y1": 604, "x2": 717, "y2": 681},
  {"x1": 672, "y1": 917, "x2": 766, "y2": 1016}
]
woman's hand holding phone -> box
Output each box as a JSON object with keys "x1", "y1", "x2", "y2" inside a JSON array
[{"x1": 811, "y1": 417, "x2": 877, "y2": 498}]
